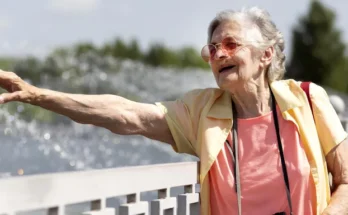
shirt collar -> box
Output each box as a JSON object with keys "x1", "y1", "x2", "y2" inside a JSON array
[
  {"x1": 206, "y1": 79, "x2": 304, "y2": 119},
  {"x1": 206, "y1": 90, "x2": 233, "y2": 119}
]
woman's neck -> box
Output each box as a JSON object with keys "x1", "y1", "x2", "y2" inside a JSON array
[{"x1": 228, "y1": 79, "x2": 272, "y2": 119}]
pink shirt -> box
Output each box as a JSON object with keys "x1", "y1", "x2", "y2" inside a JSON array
[{"x1": 209, "y1": 108, "x2": 316, "y2": 215}]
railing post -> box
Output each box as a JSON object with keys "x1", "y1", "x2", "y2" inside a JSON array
[
  {"x1": 177, "y1": 185, "x2": 200, "y2": 215},
  {"x1": 151, "y1": 188, "x2": 177, "y2": 215},
  {"x1": 119, "y1": 193, "x2": 149, "y2": 215}
]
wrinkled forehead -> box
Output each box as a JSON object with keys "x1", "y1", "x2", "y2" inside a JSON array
[{"x1": 210, "y1": 20, "x2": 262, "y2": 44}]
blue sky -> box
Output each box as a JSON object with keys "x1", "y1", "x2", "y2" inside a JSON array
[{"x1": 0, "y1": 0, "x2": 347, "y2": 58}]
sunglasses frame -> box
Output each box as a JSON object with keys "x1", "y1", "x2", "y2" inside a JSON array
[{"x1": 201, "y1": 36, "x2": 245, "y2": 62}]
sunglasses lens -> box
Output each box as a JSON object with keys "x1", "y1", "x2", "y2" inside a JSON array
[
  {"x1": 222, "y1": 38, "x2": 238, "y2": 55},
  {"x1": 201, "y1": 44, "x2": 215, "y2": 62}
]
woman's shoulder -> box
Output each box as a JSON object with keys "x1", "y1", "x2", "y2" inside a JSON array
[
  {"x1": 271, "y1": 79, "x2": 331, "y2": 112},
  {"x1": 273, "y1": 79, "x2": 327, "y2": 95}
]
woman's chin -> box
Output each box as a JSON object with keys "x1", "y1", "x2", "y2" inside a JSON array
[{"x1": 218, "y1": 75, "x2": 239, "y2": 88}]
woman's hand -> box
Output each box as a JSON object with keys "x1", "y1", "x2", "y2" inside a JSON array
[{"x1": 0, "y1": 70, "x2": 39, "y2": 104}]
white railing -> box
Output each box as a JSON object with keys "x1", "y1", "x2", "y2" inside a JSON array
[{"x1": 0, "y1": 162, "x2": 200, "y2": 215}]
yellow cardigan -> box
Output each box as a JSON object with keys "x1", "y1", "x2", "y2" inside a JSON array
[{"x1": 156, "y1": 79, "x2": 348, "y2": 215}]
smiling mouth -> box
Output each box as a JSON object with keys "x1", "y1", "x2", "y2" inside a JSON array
[{"x1": 219, "y1": 65, "x2": 235, "y2": 73}]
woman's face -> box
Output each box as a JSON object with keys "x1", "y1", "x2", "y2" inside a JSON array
[{"x1": 208, "y1": 20, "x2": 265, "y2": 90}]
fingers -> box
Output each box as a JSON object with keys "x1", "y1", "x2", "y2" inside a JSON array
[
  {"x1": 0, "y1": 70, "x2": 18, "y2": 80},
  {"x1": 0, "y1": 70, "x2": 19, "y2": 92},
  {"x1": 0, "y1": 92, "x2": 23, "y2": 104}
]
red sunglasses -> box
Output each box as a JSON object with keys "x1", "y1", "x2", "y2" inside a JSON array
[{"x1": 201, "y1": 37, "x2": 243, "y2": 62}]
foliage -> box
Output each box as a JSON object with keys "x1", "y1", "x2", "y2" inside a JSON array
[{"x1": 286, "y1": 0, "x2": 348, "y2": 93}]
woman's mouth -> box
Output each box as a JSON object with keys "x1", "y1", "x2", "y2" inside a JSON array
[{"x1": 219, "y1": 65, "x2": 235, "y2": 73}]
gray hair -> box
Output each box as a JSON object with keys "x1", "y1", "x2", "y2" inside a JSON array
[{"x1": 207, "y1": 7, "x2": 286, "y2": 81}]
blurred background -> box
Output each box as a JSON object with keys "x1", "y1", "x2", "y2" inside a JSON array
[{"x1": 0, "y1": 0, "x2": 347, "y2": 180}]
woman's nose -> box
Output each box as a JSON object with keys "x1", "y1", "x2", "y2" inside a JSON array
[{"x1": 214, "y1": 48, "x2": 227, "y2": 60}]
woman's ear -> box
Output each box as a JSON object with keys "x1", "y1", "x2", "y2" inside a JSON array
[{"x1": 260, "y1": 46, "x2": 274, "y2": 68}]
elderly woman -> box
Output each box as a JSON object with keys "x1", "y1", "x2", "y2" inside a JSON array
[{"x1": 0, "y1": 7, "x2": 347, "y2": 215}]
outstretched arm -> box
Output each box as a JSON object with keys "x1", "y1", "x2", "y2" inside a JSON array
[{"x1": 0, "y1": 70, "x2": 175, "y2": 145}]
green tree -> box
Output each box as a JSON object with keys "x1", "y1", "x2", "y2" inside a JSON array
[
  {"x1": 127, "y1": 38, "x2": 143, "y2": 61},
  {"x1": 327, "y1": 57, "x2": 348, "y2": 92},
  {"x1": 143, "y1": 43, "x2": 179, "y2": 67},
  {"x1": 41, "y1": 56, "x2": 61, "y2": 78},
  {"x1": 74, "y1": 42, "x2": 97, "y2": 58},
  {"x1": 48, "y1": 47, "x2": 72, "y2": 70},
  {"x1": 12, "y1": 56, "x2": 43, "y2": 84},
  {"x1": 100, "y1": 43, "x2": 113, "y2": 56},
  {"x1": 111, "y1": 38, "x2": 129, "y2": 59},
  {"x1": 0, "y1": 57, "x2": 16, "y2": 70},
  {"x1": 177, "y1": 47, "x2": 210, "y2": 69},
  {"x1": 286, "y1": 0, "x2": 348, "y2": 92}
]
